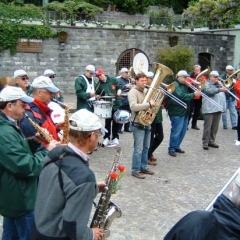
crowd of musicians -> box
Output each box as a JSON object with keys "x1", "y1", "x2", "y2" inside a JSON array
[{"x1": 0, "y1": 62, "x2": 240, "y2": 239}]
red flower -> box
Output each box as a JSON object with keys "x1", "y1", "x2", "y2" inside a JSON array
[
  {"x1": 118, "y1": 165, "x2": 126, "y2": 173},
  {"x1": 109, "y1": 172, "x2": 118, "y2": 179}
]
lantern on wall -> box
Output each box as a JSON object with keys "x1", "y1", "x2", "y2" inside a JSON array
[
  {"x1": 169, "y1": 36, "x2": 178, "y2": 47},
  {"x1": 58, "y1": 31, "x2": 68, "y2": 51}
]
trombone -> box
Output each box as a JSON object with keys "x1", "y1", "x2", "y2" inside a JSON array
[
  {"x1": 185, "y1": 78, "x2": 224, "y2": 112},
  {"x1": 145, "y1": 83, "x2": 187, "y2": 109}
]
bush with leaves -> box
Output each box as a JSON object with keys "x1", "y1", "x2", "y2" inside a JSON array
[{"x1": 156, "y1": 45, "x2": 195, "y2": 75}]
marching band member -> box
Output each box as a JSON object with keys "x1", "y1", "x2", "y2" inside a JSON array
[
  {"x1": 118, "y1": 67, "x2": 133, "y2": 133},
  {"x1": 95, "y1": 68, "x2": 122, "y2": 146},
  {"x1": 44, "y1": 69, "x2": 64, "y2": 102},
  {"x1": 221, "y1": 65, "x2": 237, "y2": 130},
  {"x1": 20, "y1": 76, "x2": 61, "y2": 146},
  {"x1": 202, "y1": 71, "x2": 227, "y2": 150},
  {"x1": 12, "y1": 69, "x2": 32, "y2": 95},
  {"x1": 75, "y1": 64, "x2": 96, "y2": 112},
  {"x1": 234, "y1": 76, "x2": 240, "y2": 145},
  {"x1": 128, "y1": 72, "x2": 155, "y2": 179},
  {"x1": 0, "y1": 86, "x2": 57, "y2": 240}
]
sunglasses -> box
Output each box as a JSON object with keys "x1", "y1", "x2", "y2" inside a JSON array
[
  {"x1": 21, "y1": 77, "x2": 29, "y2": 81},
  {"x1": 49, "y1": 75, "x2": 55, "y2": 79}
]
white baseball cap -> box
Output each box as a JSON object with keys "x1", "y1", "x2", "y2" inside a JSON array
[
  {"x1": 32, "y1": 76, "x2": 59, "y2": 93},
  {"x1": 69, "y1": 109, "x2": 107, "y2": 133},
  {"x1": 0, "y1": 86, "x2": 33, "y2": 103},
  {"x1": 226, "y1": 65, "x2": 234, "y2": 71},
  {"x1": 13, "y1": 69, "x2": 28, "y2": 78},
  {"x1": 209, "y1": 71, "x2": 219, "y2": 77},
  {"x1": 120, "y1": 67, "x2": 129, "y2": 73},
  {"x1": 44, "y1": 69, "x2": 56, "y2": 76},
  {"x1": 85, "y1": 65, "x2": 95, "y2": 74},
  {"x1": 146, "y1": 71, "x2": 154, "y2": 78},
  {"x1": 177, "y1": 70, "x2": 190, "y2": 77}
]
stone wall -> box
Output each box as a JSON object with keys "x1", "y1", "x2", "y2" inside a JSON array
[
  {"x1": 96, "y1": 11, "x2": 150, "y2": 25},
  {"x1": 0, "y1": 26, "x2": 235, "y2": 94}
]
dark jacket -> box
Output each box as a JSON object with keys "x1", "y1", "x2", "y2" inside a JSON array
[
  {"x1": 0, "y1": 111, "x2": 48, "y2": 218},
  {"x1": 119, "y1": 76, "x2": 131, "y2": 106},
  {"x1": 220, "y1": 73, "x2": 235, "y2": 100},
  {"x1": 95, "y1": 75, "x2": 122, "y2": 110},
  {"x1": 164, "y1": 194, "x2": 240, "y2": 240},
  {"x1": 166, "y1": 79, "x2": 194, "y2": 116},
  {"x1": 75, "y1": 75, "x2": 96, "y2": 111},
  {"x1": 32, "y1": 145, "x2": 98, "y2": 240}
]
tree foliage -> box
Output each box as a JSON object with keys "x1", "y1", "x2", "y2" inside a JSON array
[
  {"x1": 156, "y1": 45, "x2": 195, "y2": 74},
  {"x1": 183, "y1": 0, "x2": 240, "y2": 28}
]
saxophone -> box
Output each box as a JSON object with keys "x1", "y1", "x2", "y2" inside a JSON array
[
  {"x1": 90, "y1": 146, "x2": 122, "y2": 239},
  {"x1": 24, "y1": 113, "x2": 54, "y2": 143},
  {"x1": 138, "y1": 62, "x2": 174, "y2": 126},
  {"x1": 51, "y1": 99, "x2": 69, "y2": 144}
]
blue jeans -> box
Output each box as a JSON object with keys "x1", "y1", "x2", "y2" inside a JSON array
[
  {"x1": 131, "y1": 125, "x2": 151, "y2": 173},
  {"x1": 2, "y1": 211, "x2": 34, "y2": 240},
  {"x1": 168, "y1": 116, "x2": 188, "y2": 152},
  {"x1": 222, "y1": 99, "x2": 237, "y2": 128}
]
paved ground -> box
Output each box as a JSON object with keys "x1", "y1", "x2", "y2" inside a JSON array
[{"x1": 1, "y1": 94, "x2": 239, "y2": 239}]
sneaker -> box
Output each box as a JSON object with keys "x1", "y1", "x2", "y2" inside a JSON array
[
  {"x1": 102, "y1": 138, "x2": 109, "y2": 147},
  {"x1": 235, "y1": 140, "x2": 240, "y2": 146},
  {"x1": 111, "y1": 138, "x2": 119, "y2": 145},
  {"x1": 132, "y1": 172, "x2": 145, "y2": 179},
  {"x1": 140, "y1": 169, "x2": 154, "y2": 175},
  {"x1": 168, "y1": 151, "x2": 176, "y2": 157}
]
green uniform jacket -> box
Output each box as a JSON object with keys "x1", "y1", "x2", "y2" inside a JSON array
[
  {"x1": 167, "y1": 79, "x2": 195, "y2": 116},
  {"x1": 75, "y1": 75, "x2": 96, "y2": 111},
  {"x1": 0, "y1": 112, "x2": 48, "y2": 218},
  {"x1": 95, "y1": 75, "x2": 122, "y2": 110}
]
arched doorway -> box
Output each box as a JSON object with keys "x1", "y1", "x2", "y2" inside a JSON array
[
  {"x1": 198, "y1": 52, "x2": 212, "y2": 70},
  {"x1": 115, "y1": 48, "x2": 149, "y2": 75}
]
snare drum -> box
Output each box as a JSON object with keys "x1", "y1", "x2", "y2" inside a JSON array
[{"x1": 93, "y1": 101, "x2": 113, "y2": 119}]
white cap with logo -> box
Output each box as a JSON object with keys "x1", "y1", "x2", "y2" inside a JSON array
[
  {"x1": 177, "y1": 70, "x2": 190, "y2": 77},
  {"x1": 120, "y1": 67, "x2": 129, "y2": 73},
  {"x1": 13, "y1": 69, "x2": 28, "y2": 78},
  {"x1": 85, "y1": 65, "x2": 95, "y2": 74},
  {"x1": 0, "y1": 86, "x2": 33, "y2": 103},
  {"x1": 32, "y1": 76, "x2": 59, "y2": 93},
  {"x1": 44, "y1": 69, "x2": 56, "y2": 76},
  {"x1": 209, "y1": 71, "x2": 219, "y2": 77},
  {"x1": 69, "y1": 109, "x2": 107, "y2": 133}
]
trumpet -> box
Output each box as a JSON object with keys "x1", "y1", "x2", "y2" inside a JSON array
[
  {"x1": 185, "y1": 79, "x2": 223, "y2": 111},
  {"x1": 217, "y1": 78, "x2": 240, "y2": 101},
  {"x1": 145, "y1": 83, "x2": 187, "y2": 109}
]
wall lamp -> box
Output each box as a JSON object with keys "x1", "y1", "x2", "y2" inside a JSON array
[{"x1": 58, "y1": 31, "x2": 68, "y2": 51}]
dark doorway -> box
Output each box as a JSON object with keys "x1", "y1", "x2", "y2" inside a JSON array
[{"x1": 198, "y1": 53, "x2": 212, "y2": 70}]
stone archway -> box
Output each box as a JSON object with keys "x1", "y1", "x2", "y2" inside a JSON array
[{"x1": 115, "y1": 48, "x2": 150, "y2": 75}]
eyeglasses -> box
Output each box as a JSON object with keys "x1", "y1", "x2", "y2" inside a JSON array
[
  {"x1": 93, "y1": 130, "x2": 102, "y2": 137},
  {"x1": 49, "y1": 75, "x2": 55, "y2": 79},
  {"x1": 213, "y1": 76, "x2": 219, "y2": 78},
  {"x1": 21, "y1": 77, "x2": 29, "y2": 81}
]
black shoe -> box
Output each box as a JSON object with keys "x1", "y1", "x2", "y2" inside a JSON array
[
  {"x1": 232, "y1": 126, "x2": 238, "y2": 130},
  {"x1": 168, "y1": 151, "x2": 176, "y2": 157},
  {"x1": 192, "y1": 126, "x2": 200, "y2": 130},
  {"x1": 176, "y1": 149, "x2": 185, "y2": 153},
  {"x1": 118, "y1": 130, "x2": 123, "y2": 134},
  {"x1": 124, "y1": 128, "x2": 132, "y2": 133},
  {"x1": 223, "y1": 126, "x2": 228, "y2": 129},
  {"x1": 203, "y1": 146, "x2": 209, "y2": 150},
  {"x1": 208, "y1": 143, "x2": 219, "y2": 148}
]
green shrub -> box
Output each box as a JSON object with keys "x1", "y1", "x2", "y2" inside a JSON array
[{"x1": 156, "y1": 45, "x2": 195, "y2": 75}]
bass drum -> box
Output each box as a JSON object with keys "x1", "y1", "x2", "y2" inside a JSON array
[{"x1": 113, "y1": 110, "x2": 131, "y2": 124}]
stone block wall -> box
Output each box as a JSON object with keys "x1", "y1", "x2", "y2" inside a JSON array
[{"x1": 0, "y1": 26, "x2": 235, "y2": 94}]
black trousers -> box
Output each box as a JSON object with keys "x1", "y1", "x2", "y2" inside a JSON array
[
  {"x1": 237, "y1": 110, "x2": 240, "y2": 141},
  {"x1": 104, "y1": 109, "x2": 120, "y2": 140},
  {"x1": 118, "y1": 105, "x2": 131, "y2": 131},
  {"x1": 189, "y1": 97, "x2": 202, "y2": 127},
  {"x1": 148, "y1": 122, "x2": 164, "y2": 158}
]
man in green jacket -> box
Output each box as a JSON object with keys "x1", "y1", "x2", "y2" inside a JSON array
[
  {"x1": 167, "y1": 70, "x2": 201, "y2": 157},
  {"x1": 75, "y1": 65, "x2": 96, "y2": 112},
  {"x1": 0, "y1": 86, "x2": 58, "y2": 240}
]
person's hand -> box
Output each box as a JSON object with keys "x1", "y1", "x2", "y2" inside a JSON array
[
  {"x1": 126, "y1": 84, "x2": 132, "y2": 89},
  {"x1": 194, "y1": 91, "x2": 201, "y2": 97},
  {"x1": 149, "y1": 99, "x2": 156, "y2": 107},
  {"x1": 46, "y1": 140, "x2": 60, "y2": 151},
  {"x1": 220, "y1": 87, "x2": 228, "y2": 92},
  {"x1": 55, "y1": 122, "x2": 65, "y2": 129},
  {"x1": 117, "y1": 89, "x2": 122, "y2": 97},
  {"x1": 92, "y1": 228, "x2": 104, "y2": 240},
  {"x1": 97, "y1": 181, "x2": 106, "y2": 193},
  {"x1": 90, "y1": 92, "x2": 96, "y2": 97}
]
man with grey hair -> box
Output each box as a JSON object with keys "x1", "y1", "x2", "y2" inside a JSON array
[{"x1": 164, "y1": 172, "x2": 240, "y2": 239}]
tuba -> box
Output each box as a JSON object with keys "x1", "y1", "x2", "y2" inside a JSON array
[
  {"x1": 90, "y1": 146, "x2": 123, "y2": 239},
  {"x1": 138, "y1": 62, "x2": 174, "y2": 126}
]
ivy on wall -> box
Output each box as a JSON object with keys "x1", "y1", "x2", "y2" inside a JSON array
[{"x1": 0, "y1": 23, "x2": 57, "y2": 55}]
